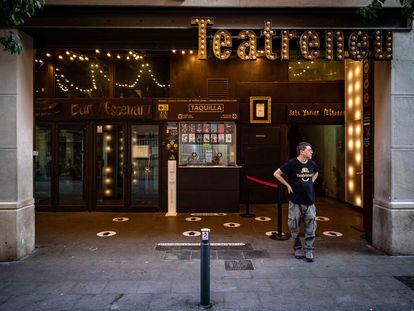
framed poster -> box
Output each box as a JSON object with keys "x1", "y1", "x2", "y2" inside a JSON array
[{"x1": 250, "y1": 96, "x2": 271, "y2": 124}]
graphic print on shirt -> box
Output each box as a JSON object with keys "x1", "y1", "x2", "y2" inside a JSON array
[{"x1": 296, "y1": 167, "x2": 313, "y2": 182}]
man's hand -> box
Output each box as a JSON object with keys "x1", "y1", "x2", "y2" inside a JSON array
[{"x1": 274, "y1": 168, "x2": 293, "y2": 194}]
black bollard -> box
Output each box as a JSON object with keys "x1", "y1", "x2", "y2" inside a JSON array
[
  {"x1": 199, "y1": 228, "x2": 212, "y2": 309},
  {"x1": 240, "y1": 175, "x2": 255, "y2": 218},
  {"x1": 270, "y1": 183, "x2": 290, "y2": 241}
]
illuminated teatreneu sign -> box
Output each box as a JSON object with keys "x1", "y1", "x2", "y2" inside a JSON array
[{"x1": 191, "y1": 17, "x2": 393, "y2": 61}]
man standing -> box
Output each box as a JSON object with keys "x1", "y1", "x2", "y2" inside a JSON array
[{"x1": 273, "y1": 142, "x2": 318, "y2": 262}]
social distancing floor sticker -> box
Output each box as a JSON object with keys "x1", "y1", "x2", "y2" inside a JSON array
[
  {"x1": 182, "y1": 231, "x2": 201, "y2": 237},
  {"x1": 97, "y1": 231, "x2": 117, "y2": 237},
  {"x1": 316, "y1": 216, "x2": 330, "y2": 222},
  {"x1": 322, "y1": 231, "x2": 343, "y2": 237},
  {"x1": 185, "y1": 217, "x2": 202, "y2": 222},
  {"x1": 224, "y1": 222, "x2": 240, "y2": 228},
  {"x1": 255, "y1": 216, "x2": 271, "y2": 222},
  {"x1": 112, "y1": 217, "x2": 129, "y2": 222}
]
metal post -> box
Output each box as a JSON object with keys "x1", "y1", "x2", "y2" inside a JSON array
[
  {"x1": 199, "y1": 228, "x2": 212, "y2": 309},
  {"x1": 240, "y1": 170, "x2": 255, "y2": 218},
  {"x1": 270, "y1": 184, "x2": 290, "y2": 241}
]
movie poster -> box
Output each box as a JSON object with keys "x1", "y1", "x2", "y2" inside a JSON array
[
  {"x1": 225, "y1": 123, "x2": 233, "y2": 133},
  {"x1": 211, "y1": 134, "x2": 218, "y2": 143},
  {"x1": 180, "y1": 123, "x2": 188, "y2": 133},
  {"x1": 225, "y1": 133, "x2": 232, "y2": 143},
  {"x1": 218, "y1": 123, "x2": 225, "y2": 133},
  {"x1": 210, "y1": 123, "x2": 217, "y2": 133},
  {"x1": 218, "y1": 134, "x2": 225, "y2": 143},
  {"x1": 196, "y1": 123, "x2": 203, "y2": 133},
  {"x1": 188, "y1": 123, "x2": 196, "y2": 133},
  {"x1": 196, "y1": 134, "x2": 203, "y2": 144},
  {"x1": 181, "y1": 133, "x2": 188, "y2": 143},
  {"x1": 203, "y1": 123, "x2": 211, "y2": 133},
  {"x1": 203, "y1": 134, "x2": 210, "y2": 143},
  {"x1": 188, "y1": 133, "x2": 196, "y2": 143}
]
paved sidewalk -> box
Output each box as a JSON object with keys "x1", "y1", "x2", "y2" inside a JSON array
[{"x1": 0, "y1": 199, "x2": 413, "y2": 310}]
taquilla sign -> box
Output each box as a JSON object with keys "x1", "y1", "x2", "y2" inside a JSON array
[{"x1": 191, "y1": 17, "x2": 393, "y2": 61}]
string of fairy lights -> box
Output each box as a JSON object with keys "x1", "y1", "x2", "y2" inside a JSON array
[
  {"x1": 289, "y1": 60, "x2": 315, "y2": 77},
  {"x1": 35, "y1": 50, "x2": 168, "y2": 94}
]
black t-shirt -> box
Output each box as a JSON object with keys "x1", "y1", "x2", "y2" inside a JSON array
[{"x1": 279, "y1": 158, "x2": 318, "y2": 205}]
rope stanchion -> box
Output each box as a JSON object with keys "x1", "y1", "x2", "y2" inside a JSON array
[
  {"x1": 240, "y1": 169, "x2": 255, "y2": 218},
  {"x1": 269, "y1": 182, "x2": 290, "y2": 241},
  {"x1": 243, "y1": 175, "x2": 290, "y2": 241}
]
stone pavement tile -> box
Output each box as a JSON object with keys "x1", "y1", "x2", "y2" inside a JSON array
[
  {"x1": 35, "y1": 281, "x2": 77, "y2": 295},
  {"x1": 163, "y1": 251, "x2": 192, "y2": 260},
  {"x1": 334, "y1": 277, "x2": 374, "y2": 290},
  {"x1": 330, "y1": 289, "x2": 378, "y2": 308},
  {"x1": 101, "y1": 281, "x2": 140, "y2": 294},
  {"x1": 217, "y1": 251, "x2": 245, "y2": 260},
  {"x1": 0, "y1": 282, "x2": 9, "y2": 293},
  {"x1": 282, "y1": 266, "x2": 318, "y2": 278},
  {"x1": 243, "y1": 250, "x2": 270, "y2": 259},
  {"x1": 106, "y1": 293, "x2": 152, "y2": 310},
  {"x1": 191, "y1": 250, "x2": 218, "y2": 260},
  {"x1": 223, "y1": 291, "x2": 262, "y2": 309},
  {"x1": 70, "y1": 281, "x2": 109, "y2": 294},
  {"x1": 147, "y1": 293, "x2": 198, "y2": 311},
  {"x1": 364, "y1": 276, "x2": 412, "y2": 290},
  {"x1": 211, "y1": 279, "x2": 239, "y2": 293},
  {"x1": 301, "y1": 277, "x2": 340, "y2": 293},
  {"x1": 365, "y1": 289, "x2": 414, "y2": 307},
  {"x1": 0, "y1": 294, "x2": 49, "y2": 311},
  {"x1": 235, "y1": 278, "x2": 273, "y2": 292},
  {"x1": 73, "y1": 293, "x2": 124, "y2": 310},
  {"x1": 268, "y1": 278, "x2": 304, "y2": 292},
  {"x1": 373, "y1": 305, "x2": 414, "y2": 311},
  {"x1": 136, "y1": 280, "x2": 171, "y2": 294},
  {"x1": 171, "y1": 279, "x2": 199, "y2": 294},
  {"x1": 250, "y1": 268, "x2": 286, "y2": 279},
  {"x1": 33, "y1": 294, "x2": 82, "y2": 310},
  {"x1": 0, "y1": 281, "x2": 42, "y2": 296}
]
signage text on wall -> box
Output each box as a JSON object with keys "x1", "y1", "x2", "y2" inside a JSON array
[{"x1": 191, "y1": 17, "x2": 393, "y2": 61}]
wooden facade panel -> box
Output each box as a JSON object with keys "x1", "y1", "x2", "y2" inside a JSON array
[
  {"x1": 236, "y1": 81, "x2": 344, "y2": 103},
  {"x1": 170, "y1": 56, "x2": 289, "y2": 98}
]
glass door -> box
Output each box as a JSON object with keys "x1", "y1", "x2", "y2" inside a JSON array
[
  {"x1": 58, "y1": 125, "x2": 86, "y2": 205},
  {"x1": 34, "y1": 125, "x2": 53, "y2": 204},
  {"x1": 130, "y1": 125, "x2": 159, "y2": 207},
  {"x1": 96, "y1": 124, "x2": 126, "y2": 206}
]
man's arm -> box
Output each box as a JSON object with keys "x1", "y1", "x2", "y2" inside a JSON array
[
  {"x1": 273, "y1": 168, "x2": 293, "y2": 194},
  {"x1": 312, "y1": 171, "x2": 318, "y2": 183}
]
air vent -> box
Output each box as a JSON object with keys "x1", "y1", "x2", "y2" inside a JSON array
[{"x1": 207, "y1": 78, "x2": 229, "y2": 99}]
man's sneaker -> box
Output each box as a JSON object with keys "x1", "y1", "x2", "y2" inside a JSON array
[
  {"x1": 294, "y1": 249, "x2": 305, "y2": 259},
  {"x1": 305, "y1": 251, "x2": 314, "y2": 262}
]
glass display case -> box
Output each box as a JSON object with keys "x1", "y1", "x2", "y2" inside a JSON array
[{"x1": 179, "y1": 121, "x2": 236, "y2": 166}]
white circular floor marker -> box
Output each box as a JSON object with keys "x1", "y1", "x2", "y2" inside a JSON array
[
  {"x1": 97, "y1": 231, "x2": 117, "y2": 237},
  {"x1": 182, "y1": 231, "x2": 201, "y2": 237},
  {"x1": 185, "y1": 217, "x2": 202, "y2": 222},
  {"x1": 316, "y1": 216, "x2": 330, "y2": 222},
  {"x1": 265, "y1": 231, "x2": 286, "y2": 237},
  {"x1": 112, "y1": 217, "x2": 129, "y2": 222},
  {"x1": 255, "y1": 216, "x2": 271, "y2": 222},
  {"x1": 322, "y1": 231, "x2": 343, "y2": 237},
  {"x1": 223, "y1": 222, "x2": 240, "y2": 228}
]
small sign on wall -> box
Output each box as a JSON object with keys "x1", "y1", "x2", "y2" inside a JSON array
[{"x1": 250, "y1": 96, "x2": 271, "y2": 124}]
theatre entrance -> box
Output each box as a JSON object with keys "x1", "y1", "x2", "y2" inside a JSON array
[{"x1": 34, "y1": 122, "x2": 160, "y2": 211}]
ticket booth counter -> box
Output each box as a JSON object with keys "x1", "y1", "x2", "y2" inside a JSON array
[{"x1": 154, "y1": 99, "x2": 241, "y2": 212}]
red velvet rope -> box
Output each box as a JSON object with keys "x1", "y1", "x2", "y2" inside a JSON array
[{"x1": 246, "y1": 175, "x2": 279, "y2": 188}]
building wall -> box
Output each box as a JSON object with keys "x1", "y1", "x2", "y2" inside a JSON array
[
  {"x1": 373, "y1": 27, "x2": 414, "y2": 255},
  {"x1": 0, "y1": 31, "x2": 35, "y2": 261}
]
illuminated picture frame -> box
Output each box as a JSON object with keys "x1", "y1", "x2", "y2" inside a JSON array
[{"x1": 250, "y1": 96, "x2": 271, "y2": 124}]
